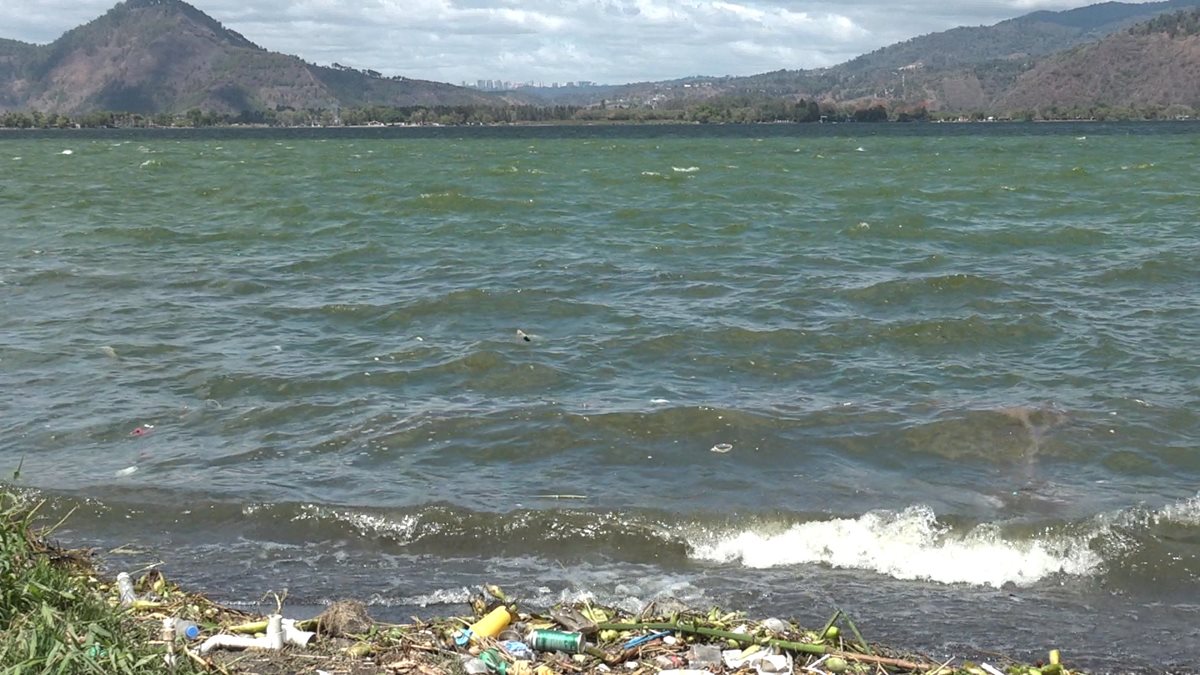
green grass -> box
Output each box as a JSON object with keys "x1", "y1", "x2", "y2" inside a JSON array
[{"x1": 0, "y1": 489, "x2": 194, "y2": 674}]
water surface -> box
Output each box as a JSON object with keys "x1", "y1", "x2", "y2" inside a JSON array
[{"x1": 2, "y1": 122, "x2": 1198, "y2": 670}]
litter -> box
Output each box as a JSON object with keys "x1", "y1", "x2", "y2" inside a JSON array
[
  {"x1": 455, "y1": 604, "x2": 512, "y2": 645},
  {"x1": 687, "y1": 643, "x2": 722, "y2": 667},
  {"x1": 710, "y1": 442, "x2": 733, "y2": 454},
  {"x1": 621, "y1": 629, "x2": 671, "y2": 650},
  {"x1": 198, "y1": 614, "x2": 309, "y2": 653},
  {"x1": 173, "y1": 619, "x2": 200, "y2": 640},
  {"x1": 116, "y1": 572, "x2": 136, "y2": 606},
  {"x1": 84, "y1": 573, "x2": 1062, "y2": 674}
]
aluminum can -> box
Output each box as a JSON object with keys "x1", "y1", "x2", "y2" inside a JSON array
[{"x1": 527, "y1": 629, "x2": 584, "y2": 654}]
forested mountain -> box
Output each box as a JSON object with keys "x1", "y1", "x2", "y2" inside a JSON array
[{"x1": 0, "y1": 0, "x2": 495, "y2": 115}]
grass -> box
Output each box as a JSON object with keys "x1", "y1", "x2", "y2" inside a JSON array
[{"x1": 0, "y1": 489, "x2": 195, "y2": 675}]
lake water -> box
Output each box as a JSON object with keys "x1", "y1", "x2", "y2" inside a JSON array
[{"x1": 2, "y1": 122, "x2": 1197, "y2": 670}]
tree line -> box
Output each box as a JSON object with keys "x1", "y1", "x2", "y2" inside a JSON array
[
  {"x1": 2, "y1": 99, "x2": 1193, "y2": 129},
  {"x1": 0, "y1": 96, "x2": 832, "y2": 128}
]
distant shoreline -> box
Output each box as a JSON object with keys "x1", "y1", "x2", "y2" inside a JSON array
[{"x1": 2, "y1": 117, "x2": 1197, "y2": 134}]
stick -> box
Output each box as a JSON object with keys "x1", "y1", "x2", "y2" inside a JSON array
[{"x1": 182, "y1": 645, "x2": 220, "y2": 673}]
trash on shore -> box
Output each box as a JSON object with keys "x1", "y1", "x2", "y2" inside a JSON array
[
  {"x1": 93, "y1": 573, "x2": 1084, "y2": 674},
  {"x1": 0, "y1": 487, "x2": 1101, "y2": 674},
  {"x1": 21, "y1": 523, "x2": 1083, "y2": 675},
  {"x1": 198, "y1": 614, "x2": 311, "y2": 653}
]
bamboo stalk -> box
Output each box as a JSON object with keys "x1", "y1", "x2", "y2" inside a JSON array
[
  {"x1": 596, "y1": 621, "x2": 826, "y2": 655},
  {"x1": 819, "y1": 609, "x2": 842, "y2": 642},
  {"x1": 594, "y1": 620, "x2": 937, "y2": 671},
  {"x1": 843, "y1": 611, "x2": 873, "y2": 655},
  {"x1": 226, "y1": 619, "x2": 269, "y2": 634}
]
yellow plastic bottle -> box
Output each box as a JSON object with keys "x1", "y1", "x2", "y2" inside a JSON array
[{"x1": 468, "y1": 605, "x2": 512, "y2": 641}]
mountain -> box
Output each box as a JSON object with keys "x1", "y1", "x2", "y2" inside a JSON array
[
  {"x1": 520, "y1": 0, "x2": 1200, "y2": 113},
  {"x1": 0, "y1": 38, "x2": 38, "y2": 109},
  {"x1": 4, "y1": 0, "x2": 1200, "y2": 118},
  {"x1": 997, "y1": 8, "x2": 1200, "y2": 112},
  {"x1": 0, "y1": 0, "x2": 495, "y2": 114},
  {"x1": 821, "y1": 0, "x2": 1200, "y2": 110}
]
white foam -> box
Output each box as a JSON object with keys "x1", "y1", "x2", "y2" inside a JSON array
[
  {"x1": 690, "y1": 505, "x2": 1103, "y2": 587},
  {"x1": 1151, "y1": 494, "x2": 1200, "y2": 527},
  {"x1": 401, "y1": 587, "x2": 472, "y2": 607}
]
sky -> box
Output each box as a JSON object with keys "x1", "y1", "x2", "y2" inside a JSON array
[{"x1": 1, "y1": 0, "x2": 1150, "y2": 86}]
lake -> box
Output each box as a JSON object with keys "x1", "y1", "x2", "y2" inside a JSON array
[{"x1": 2, "y1": 122, "x2": 1197, "y2": 670}]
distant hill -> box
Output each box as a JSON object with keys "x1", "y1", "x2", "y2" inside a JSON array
[
  {"x1": 0, "y1": 38, "x2": 38, "y2": 109},
  {"x1": 997, "y1": 8, "x2": 1200, "y2": 112},
  {"x1": 529, "y1": 0, "x2": 1200, "y2": 113},
  {"x1": 4, "y1": 0, "x2": 1200, "y2": 119},
  {"x1": 0, "y1": 0, "x2": 496, "y2": 114}
]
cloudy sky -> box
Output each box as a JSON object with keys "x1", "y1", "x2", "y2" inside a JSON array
[{"x1": 2, "y1": 0, "x2": 1146, "y2": 85}]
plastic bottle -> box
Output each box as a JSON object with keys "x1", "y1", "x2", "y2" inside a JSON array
[
  {"x1": 116, "y1": 572, "x2": 136, "y2": 606},
  {"x1": 174, "y1": 620, "x2": 200, "y2": 640},
  {"x1": 455, "y1": 605, "x2": 512, "y2": 645}
]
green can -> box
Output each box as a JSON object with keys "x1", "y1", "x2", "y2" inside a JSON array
[{"x1": 527, "y1": 629, "x2": 584, "y2": 654}]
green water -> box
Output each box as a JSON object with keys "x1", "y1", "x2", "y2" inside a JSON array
[{"x1": 1, "y1": 123, "x2": 1198, "y2": 668}]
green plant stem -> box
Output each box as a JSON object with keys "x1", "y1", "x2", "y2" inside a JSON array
[{"x1": 595, "y1": 620, "x2": 935, "y2": 671}]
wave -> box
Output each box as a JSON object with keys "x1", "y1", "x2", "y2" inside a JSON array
[
  {"x1": 45, "y1": 488, "x2": 1200, "y2": 591},
  {"x1": 691, "y1": 495, "x2": 1200, "y2": 588},
  {"x1": 691, "y1": 505, "x2": 1105, "y2": 587},
  {"x1": 842, "y1": 273, "x2": 1008, "y2": 307}
]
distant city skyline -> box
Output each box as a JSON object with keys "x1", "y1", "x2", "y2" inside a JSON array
[{"x1": 2, "y1": 0, "x2": 1166, "y2": 85}]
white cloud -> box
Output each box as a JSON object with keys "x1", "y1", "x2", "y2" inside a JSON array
[{"x1": 0, "y1": 0, "x2": 1164, "y2": 85}]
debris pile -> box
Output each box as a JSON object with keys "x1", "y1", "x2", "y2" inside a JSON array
[{"x1": 108, "y1": 574, "x2": 1076, "y2": 675}]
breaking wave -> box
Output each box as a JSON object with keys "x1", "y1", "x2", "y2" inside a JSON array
[
  {"x1": 691, "y1": 496, "x2": 1200, "y2": 587},
  {"x1": 690, "y1": 505, "x2": 1107, "y2": 587}
]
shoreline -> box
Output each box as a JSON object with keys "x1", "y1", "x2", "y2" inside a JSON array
[
  {"x1": 2, "y1": 117, "x2": 1199, "y2": 132},
  {"x1": 2, "y1": 488, "x2": 1078, "y2": 675}
]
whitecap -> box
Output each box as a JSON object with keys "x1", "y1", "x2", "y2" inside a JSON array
[{"x1": 690, "y1": 505, "x2": 1103, "y2": 587}]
